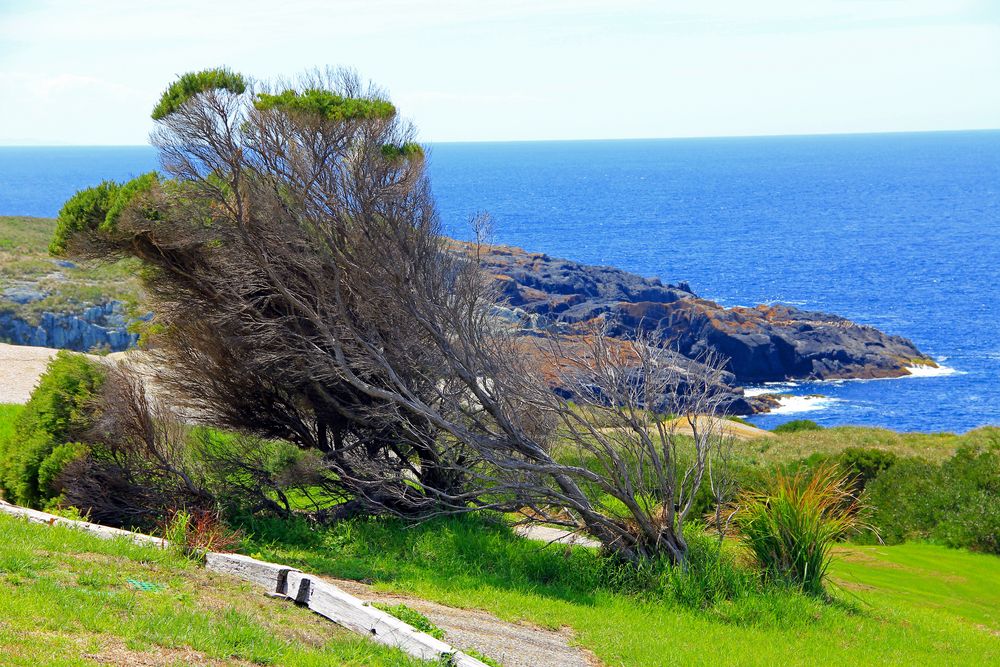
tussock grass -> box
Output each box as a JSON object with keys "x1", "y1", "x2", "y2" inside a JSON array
[{"x1": 732, "y1": 464, "x2": 870, "y2": 594}]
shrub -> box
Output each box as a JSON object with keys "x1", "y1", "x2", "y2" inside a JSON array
[
  {"x1": 160, "y1": 509, "x2": 242, "y2": 558},
  {"x1": 732, "y1": 464, "x2": 868, "y2": 595},
  {"x1": 36, "y1": 442, "x2": 89, "y2": 504},
  {"x1": 772, "y1": 419, "x2": 822, "y2": 434},
  {"x1": 56, "y1": 363, "x2": 217, "y2": 530},
  {"x1": 0, "y1": 352, "x2": 105, "y2": 507},
  {"x1": 866, "y1": 444, "x2": 1000, "y2": 553},
  {"x1": 838, "y1": 447, "x2": 897, "y2": 493}
]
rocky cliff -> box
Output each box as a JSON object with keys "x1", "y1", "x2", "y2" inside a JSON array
[
  {"x1": 0, "y1": 301, "x2": 137, "y2": 352},
  {"x1": 466, "y1": 244, "x2": 933, "y2": 405}
]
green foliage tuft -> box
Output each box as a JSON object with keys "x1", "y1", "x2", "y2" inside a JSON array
[
  {"x1": 151, "y1": 68, "x2": 247, "y2": 120},
  {"x1": 49, "y1": 181, "x2": 117, "y2": 255},
  {"x1": 381, "y1": 142, "x2": 425, "y2": 161},
  {"x1": 0, "y1": 352, "x2": 106, "y2": 507},
  {"x1": 37, "y1": 441, "x2": 89, "y2": 502},
  {"x1": 50, "y1": 173, "x2": 159, "y2": 255},
  {"x1": 255, "y1": 88, "x2": 395, "y2": 121},
  {"x1": 772, "y1": 419, "x2": 823, "y2": 434}
]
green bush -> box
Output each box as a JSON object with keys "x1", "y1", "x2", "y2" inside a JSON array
[
  {"x1": 866, "y1": 444, "x2": 1000, "y2": 553},
  {"x1": 37, "y1": 442, "x2": 89, "y2": 504},
  {"x1": 0, "y1": 352, "x2": 106, "y2": 507},
  {"x1": 772, "y1": 419, "x2": 823, "y2": 434},
  {"x1": 838, "y1": 447, "x2": 897, "y2": 493},
  {"x1": 50, "y1": 173, "x2": 159, "y2": 254},
  {"x1": 733, "y1": 464, "x2": 867, "y2": 595}
]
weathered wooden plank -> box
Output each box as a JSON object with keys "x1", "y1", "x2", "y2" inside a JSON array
[
  {"x1": 301, "y1": 575, "x2": 488, "y2": 665},
  {"x1": 204, "y1": 552, "x2": 296, "y2": 594}
]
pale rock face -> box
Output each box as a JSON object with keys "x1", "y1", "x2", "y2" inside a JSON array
[{"x1": 0, "y1": 301, "x2": 138, "y2": 352}]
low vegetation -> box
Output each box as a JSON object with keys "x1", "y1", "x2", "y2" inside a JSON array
[
  {"x1": 0, "y1": 215, "x2": 141, "y2": 327},
  {"x1": 771, "y1": 418, "x2": 823, "y2": 434},
  {"x1": 236, "y1": 514, "x2": 1000, "y2": 666},
  {"x1": 865, "y1": 444, "x2": 999, "y2": 552},
  {"x1": 0, "y1": 351, "x2": 104, "y2": 508}
]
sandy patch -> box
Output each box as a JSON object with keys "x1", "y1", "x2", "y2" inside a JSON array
[{"x1": 0, "y1": 343, "x2": 62, "y2": 404}]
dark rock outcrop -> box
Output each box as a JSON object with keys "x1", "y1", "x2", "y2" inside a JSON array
[{"x1": 467, "y1": 243, "x2": 932, "y2": 385}]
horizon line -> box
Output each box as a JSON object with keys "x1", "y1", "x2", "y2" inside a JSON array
[{"x1": 2, "y1": 126, "x2": 998, "y2": 148}]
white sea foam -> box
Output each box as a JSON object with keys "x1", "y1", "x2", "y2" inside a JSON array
[
  {"x1": 743, "y1": 381, "x2": 800, "y2": 397},
  {"x1": 769, "y1": 395, "x2": 842, "y2": 415},
  {"x1": 904, "y1": 364, "x2": 960, "y2": 378}
]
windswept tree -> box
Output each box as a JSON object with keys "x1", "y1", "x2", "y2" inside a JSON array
[{"x1": 52, "y1": 67, "x2": 734, "y2": 563}]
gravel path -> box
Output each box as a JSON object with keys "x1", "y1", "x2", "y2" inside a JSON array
[{"x1": 329, "y1": 577, "x2": 599, "y2": 667}]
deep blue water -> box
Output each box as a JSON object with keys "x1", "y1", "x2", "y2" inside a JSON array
[{"x1": 1, "y1": 132, "x2": 998, "y2": 432}]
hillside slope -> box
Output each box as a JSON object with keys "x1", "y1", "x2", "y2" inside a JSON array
[{"x1": 0, "y1": 512, "x2": 424, "y2": 666}]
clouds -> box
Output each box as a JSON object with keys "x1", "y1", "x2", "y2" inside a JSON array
[{"x1": 0, "y1": 0, "x2": 997, "y2": 143}]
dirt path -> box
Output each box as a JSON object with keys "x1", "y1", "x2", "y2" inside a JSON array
[
  {"x1": 0, "y1": 343, "x2": 62, "y2": 403},
  {"x1": 328, "y1": 577, "x2": 599, "y2": 667},
  {"x1": 666, "y1": 415, "x2": 771, "y2": 440},
  {"x1": 0, "y1": 343, "x2": 139, "y2": 404}
]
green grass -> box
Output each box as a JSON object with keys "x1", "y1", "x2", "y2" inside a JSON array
[
  {"x1": 0, "y1": 403, "x2": 22, "y2": 447},
  {"x1": 734, "y1": 425, "x2": 999, "y2": 465},
  {"x1": 0, "y1": 513, "x2": 427, "y2": 666},
  {"x1": 240, "y1": 514, "x2": 1000, "y2": 667},
  {"x1": 0, "y1": 216, "x2": 55, "y2": 251}
]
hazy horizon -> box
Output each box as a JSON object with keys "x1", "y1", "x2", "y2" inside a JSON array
[{"x1": 2, "y1": 126, "x2": 999, "y2": 149}]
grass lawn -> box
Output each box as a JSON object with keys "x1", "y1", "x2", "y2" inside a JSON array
[
  {"x1": 240, "y1": 515, "x2": 1000, "y2": 667},
  {"x1": 0, "y1": 513, "x2": 427, "y2": 666}
]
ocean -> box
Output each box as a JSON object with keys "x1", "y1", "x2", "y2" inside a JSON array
[{"x1": 1, "y1": 131, "x2": 998, "y2": 432}]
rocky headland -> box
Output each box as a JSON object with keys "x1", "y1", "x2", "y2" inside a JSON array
[{"x1": 463, "y1": 243, "x2": 935, "y2": 413}]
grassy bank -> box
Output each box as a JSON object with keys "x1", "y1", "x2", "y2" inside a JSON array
[
  {"x1": 735, "y1": 424, "x2": 1000, "y2": 465},
  {"x1": 238, "y1": 515, "x2": 999, "y2": 666},
  {"x1": 0, "y1": 513, "x2": 425, "y2": 666}
]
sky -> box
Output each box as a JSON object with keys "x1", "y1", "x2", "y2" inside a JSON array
[{"x1": 0, "y1": 0, "x2": 998, "y2": 144}]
